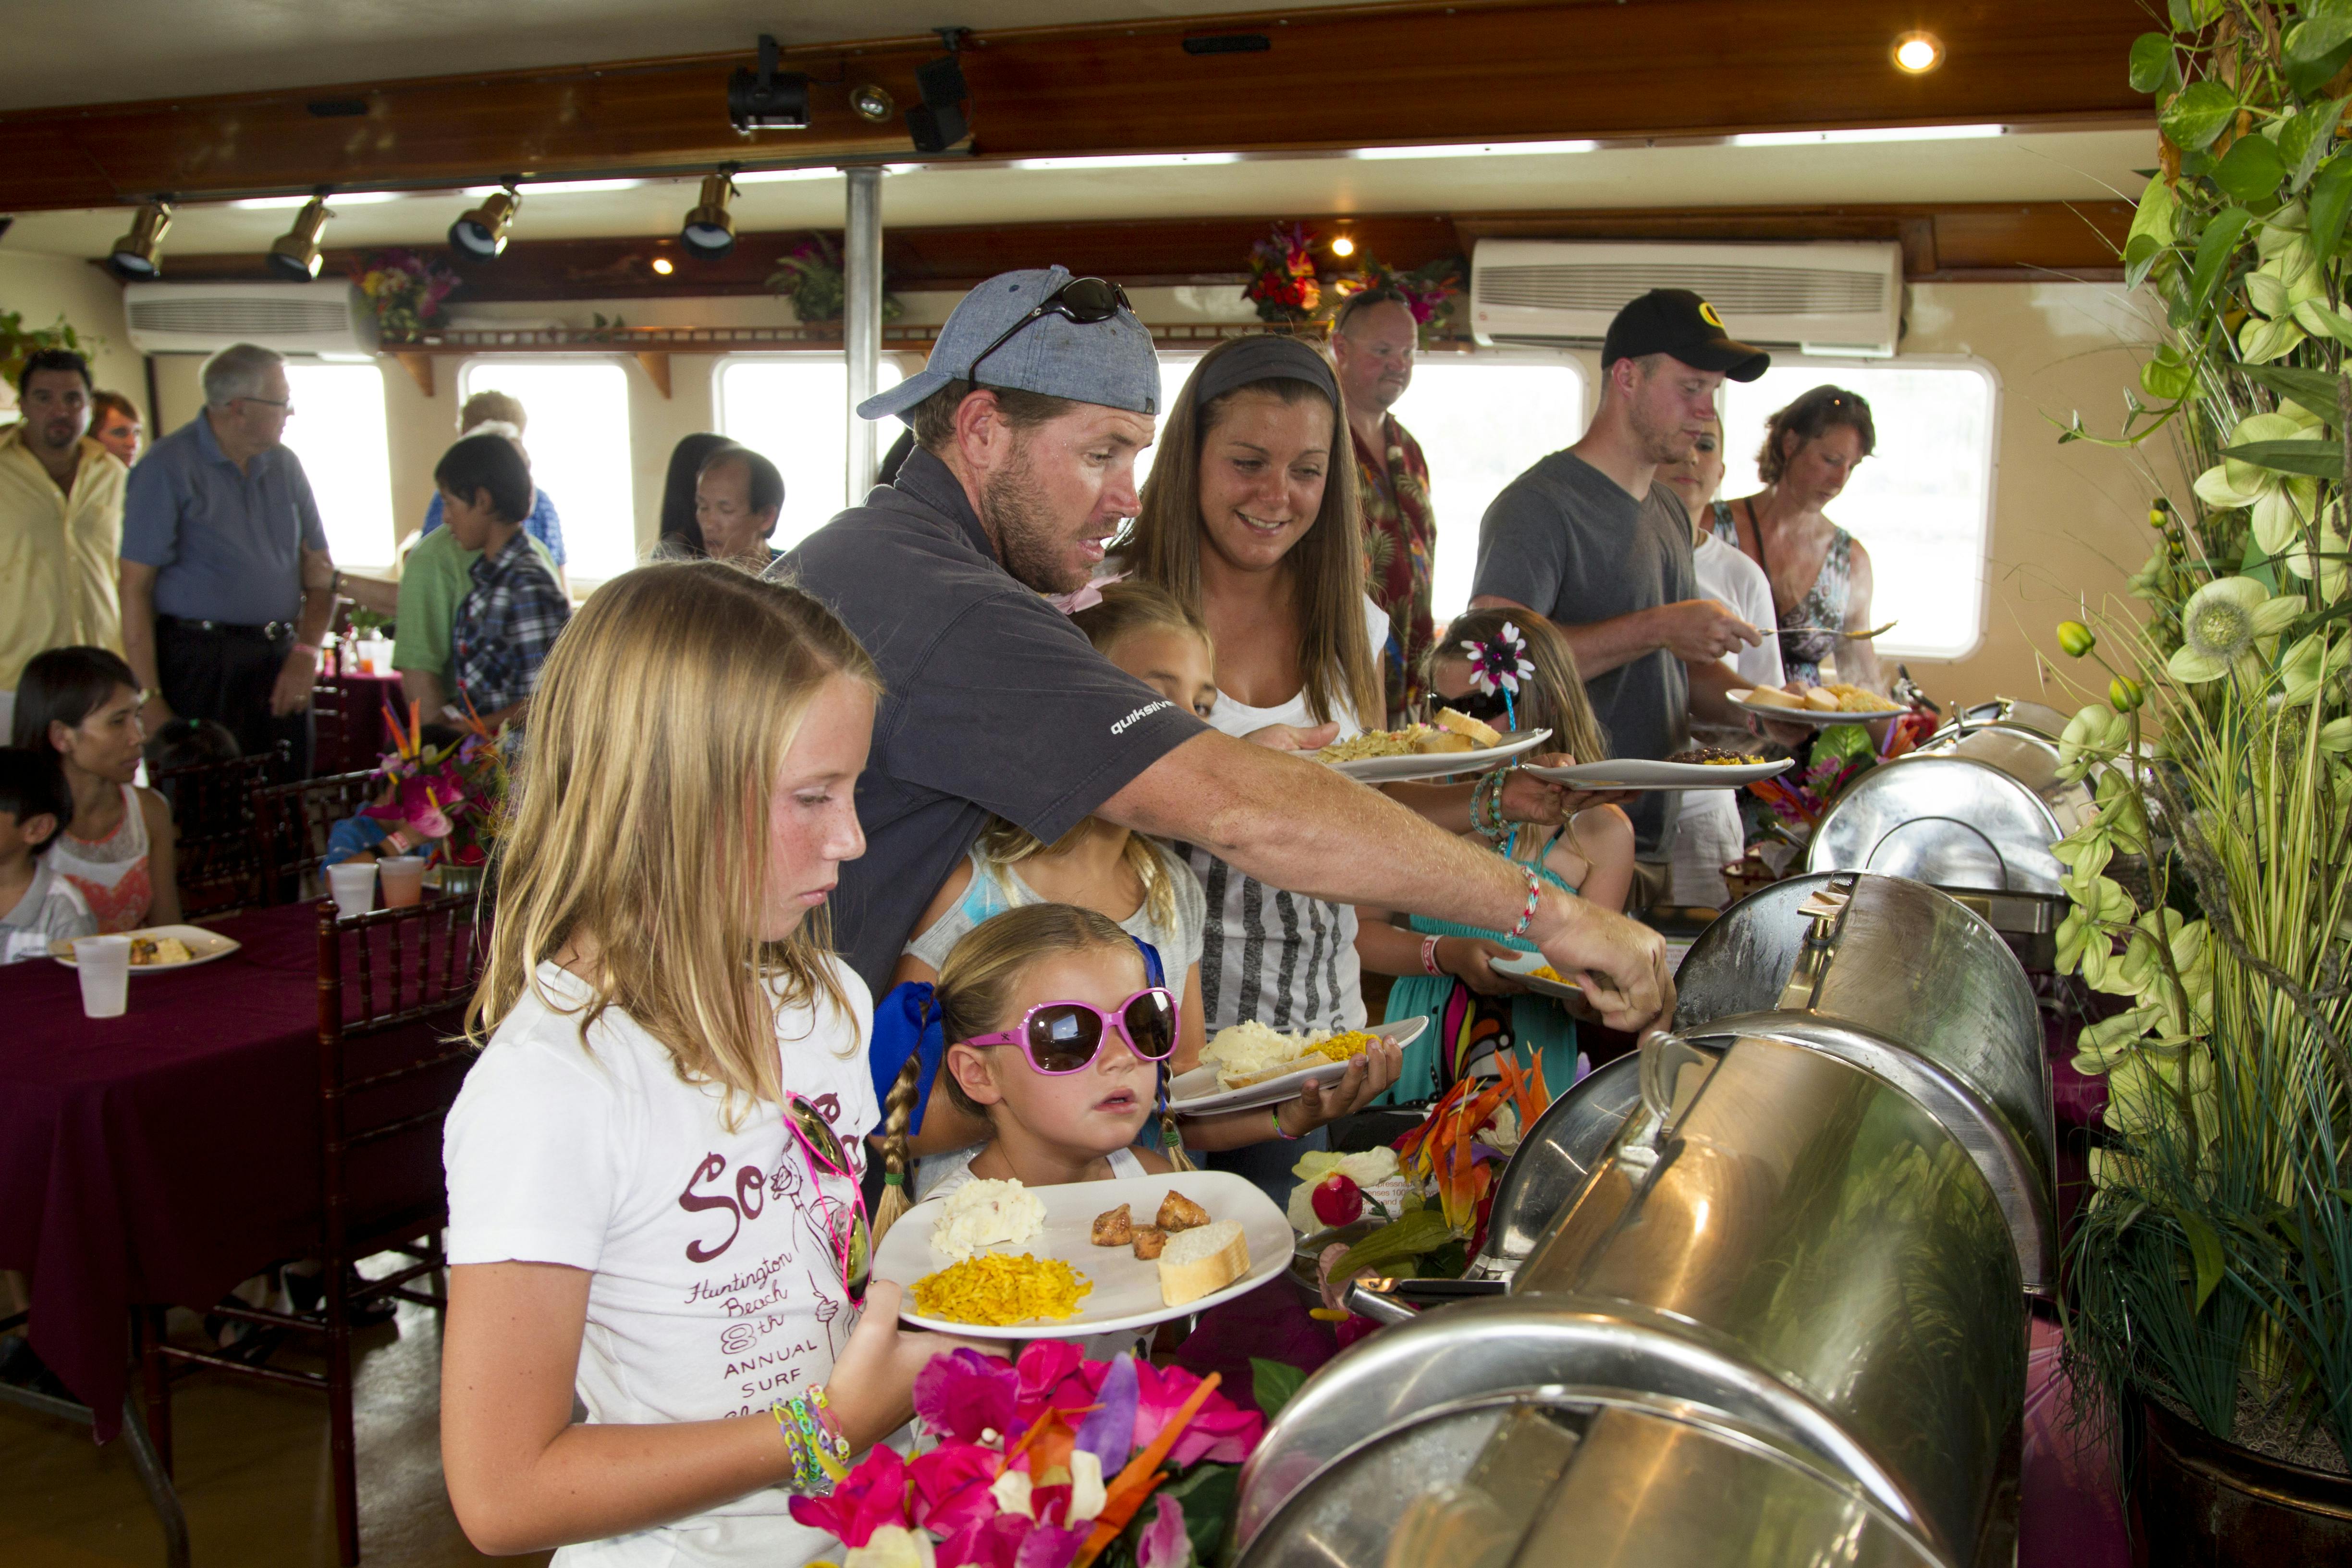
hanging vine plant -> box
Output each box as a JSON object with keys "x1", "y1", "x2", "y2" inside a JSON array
[{"x1": 766, "y1": 233, "x2": 904, "y2": 325}]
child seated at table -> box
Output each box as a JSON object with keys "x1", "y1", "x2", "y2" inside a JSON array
[
  {"x1": 0, "y1": 747, "x2": 96, "y2": 964},
  {"x1": 12, "y1": 646, "x2": 181, "y2": 933}
]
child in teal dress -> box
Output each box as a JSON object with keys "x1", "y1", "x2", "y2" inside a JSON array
[{"x1": 1368, "y1": 610, "x2": 1635, "y2": 1103}]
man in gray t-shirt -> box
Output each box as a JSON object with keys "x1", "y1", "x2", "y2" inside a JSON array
[{"x1": 1473, "y1": 289, "x2": 1772, "y2": 862}]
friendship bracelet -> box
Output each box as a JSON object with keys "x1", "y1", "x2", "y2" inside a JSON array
[
  {"x1": 1470, "y1": 769, "x2": 1512, "y2": 842},
  {"x1": 1421, "y1": 935, "x2": 1446, "y2": 978},
  {"x1": 1271, "y1": 1104, "x2": 1302, "y2": 1139},
  {"x1": 771, "y1": 1384, "x2": 853, "y2": 1489},
  {"x1": 1507, "y1": 862, "x2": 1543, "y2": 941}
]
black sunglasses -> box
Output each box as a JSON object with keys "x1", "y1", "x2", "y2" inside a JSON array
[{"x1": 964, "y1": 277, "x2": 1133, "y2": 388}]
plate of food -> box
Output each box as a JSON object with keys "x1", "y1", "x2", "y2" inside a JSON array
[
  {"x1": 1168, "y1": 1016, "x2": 1428, "y2": 1115},
  {"x1": 49, "y1": 925, "x2": 242, "y2": 971},
  {"x1": 875, "y1": 1170, "x2": 1292, "y2": 1338},
  {"x1": 1317, "y1": 709, "x2": 1552, "y2": 784},
  {"x1": 1729, "y1": 684, "x2": 1909, "y2": 725},
  {"x1": 1485, "y1": 950, "x2": 1592, "y2": 1003},
  {"x1": 1522, "y1": 748, "x2": 1793, "y2": 790}
]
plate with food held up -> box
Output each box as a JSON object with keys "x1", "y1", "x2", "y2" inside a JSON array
[
  {"x1": 1729, "y1": 684, "x2": 1908, "y2": 725},
  {"x1": 1523, "y1": 747, "x2": 1794, "y2": 791},
  {"x1": 1166, "y1": 1017, "x2": 1427, "y2": 1115},
  {"x1": 874, "y1": 1171, "x2": 1292, "y2": 1337},
  {"x1": 1315, "y1": 707, "x2": 1551, "y2": 784},
  {"x1": 49, "y1": 924, "x2": 241, "y2": 972}
]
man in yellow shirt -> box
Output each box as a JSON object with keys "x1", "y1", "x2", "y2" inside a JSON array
[{"x1": 0, "y1": 350, "x2": 127, "y2": 707}]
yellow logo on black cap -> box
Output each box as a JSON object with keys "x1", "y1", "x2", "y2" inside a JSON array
[{"x1": 1699, "y1": 300, "x2": 1725, "y2": 329}]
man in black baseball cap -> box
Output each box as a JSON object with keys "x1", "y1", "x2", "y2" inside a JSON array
[{"x1": 1470, "y1": 288, "x2": 1770, "y2": 889}]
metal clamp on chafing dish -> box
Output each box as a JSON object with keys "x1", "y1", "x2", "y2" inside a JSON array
[
  {"x1": 1337, "y1": 1274, "x2": 1509, "y2": 1324},
  {"x1": 1615, "y1": 1031, "x2": 1713, "y2": 1176}
]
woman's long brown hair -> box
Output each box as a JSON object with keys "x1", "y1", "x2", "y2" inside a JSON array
[
  {"x1": 1115, "y1": 336, "x2": 1383, "y2": 728},
  {"x1": 468, "y1": 561, "x2": 880, "y2": 1127}
]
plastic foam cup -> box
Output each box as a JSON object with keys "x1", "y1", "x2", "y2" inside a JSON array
[
  {"x1": 327, "y1": 861, "x2": 378, "y2": 919},
  {"x1": 73, "y1": 934, "x2": 132, "y2": 1019},
  {"x1": 378, "y1": 856, "x2": 427, "y2": 909}
]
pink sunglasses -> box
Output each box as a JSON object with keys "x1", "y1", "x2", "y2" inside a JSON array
[{"x1": 960, "y1": 987, "x2": 1180, "y2": 1076}]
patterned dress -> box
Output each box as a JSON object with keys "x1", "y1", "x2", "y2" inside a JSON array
[
  {"x1": 1712, "y1": 501, "x2": 1855, "y2": 689},
  {"x1": 1354, "y1": 415, "x2": 1435, "y2": 727}
]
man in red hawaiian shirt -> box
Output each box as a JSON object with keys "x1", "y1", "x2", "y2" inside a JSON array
[{"x1": 1332, "y1": 288, "x2": 1434, "y2": 726}]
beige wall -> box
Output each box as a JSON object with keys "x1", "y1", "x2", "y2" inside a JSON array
[{"x1": 0, "y1": 252, "x2": 142, "y2": 420}]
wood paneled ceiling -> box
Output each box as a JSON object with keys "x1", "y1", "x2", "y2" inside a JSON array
[{"x1": 0, "y1": 0, "x2": 2154, "y2": 214}]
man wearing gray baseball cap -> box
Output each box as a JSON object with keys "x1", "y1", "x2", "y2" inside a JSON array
[{"x1": 781, "y1": 266, "x2": 1671, "y2": 1034}]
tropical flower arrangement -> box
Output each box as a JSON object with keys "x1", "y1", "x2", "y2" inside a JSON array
[
  {"x1": 1324, "y1": 252, "x2": 1464, "y2": 344},
  {"x1": 793, "y1": 1344, "x2": 1262, "y2": 1568},
  {"x1": 2046, "y1": 0, "x2": 2352, "y2": 1480},
  {"x1": 352, "y1": 249, "x2": 461, "y2": 338},
  {"x1": 1244, "y1": 223, "x2": 1321, "y2": 324},
  {"x1": 368, "y1": 701, "x2": 508, "y2": 869},
  {"x1": 767, "y1": 233, "x2": 906, "y2": 326},
  {"x1": 1744, "y1": 712, "x2": 1938, "y2": 834}
]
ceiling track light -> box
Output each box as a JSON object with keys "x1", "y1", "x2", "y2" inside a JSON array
[
  {"x1": 908, "y1": 27, "x2": 972, "y2": 155},
  {"x1": 729, "y1": 33, "x2": 811, "y2": 132},
  {"x1": 267, "y1": 194, "x2": 333, "y2": 282},
  {"x1": 109, "y1": 200, "x2": 173, "y2": 281},
  {"x1": 450, "y1": 184, "x2": 521, "y2": 260},
  {"x1": 680, "y1": 171, "x2": 739, "y2": 260}
]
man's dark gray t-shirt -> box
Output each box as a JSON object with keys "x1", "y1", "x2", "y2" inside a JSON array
[
  {"x1": 1472, "y1": 449, "x2": 1695, "y2": 853},
  {"x1": 782, "y1": 448, "x2": 1207, "y2": 994}
]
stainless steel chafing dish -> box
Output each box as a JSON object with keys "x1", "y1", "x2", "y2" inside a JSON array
[
  {"x1": 1804, "y1": 698, "x2": 2090, "y2": 960},
  {"x1": 1236, "y1": 873, "x2": 2044, "y2": 1568}
]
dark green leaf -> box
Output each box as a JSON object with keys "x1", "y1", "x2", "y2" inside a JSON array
[
  {"x1": 2161, "y1": 81, "x2": 2240, "y2": 151},
  {"x1": 2285, "y1": 37, "x2": 2352, "y2": 97},
  {"x1": 2313, "y1": 158, "x2": 2352, "y2": 261},
  {"x1": 2187, "y1": 205, "x2": 2254, "y2": 313},
  {"x1": 2240, "y1": 364, "x2": 2348, "y2": 427},
  {"x1": 2214, "y1": 135, "x2": 2287, "y2": 203},
  {"x1": 1249, "y1": 1357, "x2": 1308, "y2": 1421},
  {"x1": 2177, "y1": 1209, "x2": 2227, "y2": 1313},
  {"x1": 2282, "y1": 100, "x2": 2348, "y2": 191},
  {"x1": 1158, "y1": 1460, "x2": 1238, "y2": 1566},
  {"x1": 2221, "y1": 439, "x2": 2344, "y2": 478},
  {"x1": 2179, "y1": 146, "x2": 2218, "y2": 179},
  {"x1": 2288, "y1": 13, "x2": 2352, "y2": 62},
  {"x1": 2125, "y1": 233, "x2": 2168, "y2": 292},
  {"x1": 2130, "y1": 33, "x2": 2180, "y2": 95}
]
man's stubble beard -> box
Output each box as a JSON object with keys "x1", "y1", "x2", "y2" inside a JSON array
[{"x1": 979, "y1": 436, "x2": 1089, "y2": 595}]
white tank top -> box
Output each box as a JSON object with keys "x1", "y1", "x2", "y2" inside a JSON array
[{"x1": 47, "y1": 783, "x2": 155, "y2": 934}]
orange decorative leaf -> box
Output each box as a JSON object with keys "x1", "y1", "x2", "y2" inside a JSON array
[{"x1": 1075, "y1": 1372, "x2": 1222, "y2": 1565}]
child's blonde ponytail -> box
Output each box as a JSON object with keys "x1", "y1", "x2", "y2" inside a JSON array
[{"x1": 870, "y1": 1053, "x2": 925, "y2": 1245}]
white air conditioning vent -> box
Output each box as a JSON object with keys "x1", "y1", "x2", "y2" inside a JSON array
[
  {"x1": 1470, "y1": 240, "x2": 1904, "y2": 357},
  {"x1": 124, "y1": 282, "x2": 381, "y2": 359}
]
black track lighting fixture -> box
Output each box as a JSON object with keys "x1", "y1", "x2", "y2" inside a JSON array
[
  {"x1": 267, "y1": 194, "x2": 333, "y2": 281},
  {"x1": 728, "y1": 34, "x2": 810, "y2": 132},
  {"x1": 907, "y1": 27, "x2": 972, "y2": 155},
  {"x1": 680, "y1": 171, "x2": 739, "y2": 260},
  {"x1": 109, "y1": 200, "x2": 173, "y2": 280},
  {"x1": 450, "y1": 185, "x2": 520, "y2": 260}
]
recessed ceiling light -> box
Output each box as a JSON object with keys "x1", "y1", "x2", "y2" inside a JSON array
[
  {"x1": 1353, "y1": 139, "x2": 1601, "y2": 160},
  {"x1": 734, "y1": 167, "x2": 842, "y2": 184},
  {"x1": 652, "y1": 257, "x2": 675, "y2": 275},
  {"x1": 514, "y1": 177, "x2": 648, "y2": 198},
  {"x1": 1894, "y1": 32, "x2": 1944, "y2": 73},
  {"x1": 1330, "y1": 234, "x2": 1357, "y2": 258},
  {"x1": 230, "y1": 190, "x2": 401, "y2": 209},
  {"x1": 1009, "y1": 152, "x2": 1242, "y2": 171},
  {"x1": 1730, "y1": 124, "x2": 2002, "y2": 147}
]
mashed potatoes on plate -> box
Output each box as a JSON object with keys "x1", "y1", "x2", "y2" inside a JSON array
[{"x1": 928, "y1": 1177, "x2": 1045, "y2": 1262}]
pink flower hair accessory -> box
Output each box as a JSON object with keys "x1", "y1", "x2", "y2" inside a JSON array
[{"x1": 1460, "y1": 622, "x2": 1535, "y2": 730}]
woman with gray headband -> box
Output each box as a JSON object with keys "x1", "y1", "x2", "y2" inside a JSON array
[{"x1": 1114, "y1": 335, "x2": 1574, "y2": 1190}]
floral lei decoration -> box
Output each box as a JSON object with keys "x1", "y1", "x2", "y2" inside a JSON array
[{"x1": 1461, "y1": 622, "x2": 1534, "y2": 732}]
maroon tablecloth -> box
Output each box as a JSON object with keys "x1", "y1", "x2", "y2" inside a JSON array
[{"x1": 0, "y1": 901, "x2": 453, "y2": 1439}]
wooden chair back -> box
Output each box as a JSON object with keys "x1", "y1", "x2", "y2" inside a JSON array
[
  {"x1": 149, "y1": 752, "x2": 277, "y2": 917},
  {"x1": 253, "y1": 771, "x2": 380, "y2": 905}
]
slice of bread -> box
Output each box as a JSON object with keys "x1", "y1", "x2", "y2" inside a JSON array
[
  {"x1": 1412, "y1": 729, "x2": 1477, "y2": 756},
  {"x1": 1432, "y1": 707, "x2": 1503, "y2": 747},
  {"x1": 1156, "y1": 1218, "x2": 1249, "y2": 1306}
]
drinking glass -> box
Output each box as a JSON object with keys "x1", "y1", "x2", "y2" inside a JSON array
[
  {"x1": 327, "y1": 861, "x2": 378, "y2": 919},
  {"x1": 73, "y1": 934, "x2": 132, "y2": 1019},
  {"x1": 378, "y1": 856, "x2": 427, "y2": 909}
]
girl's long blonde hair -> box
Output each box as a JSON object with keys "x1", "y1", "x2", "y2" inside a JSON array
[
  {"x1": 1431, "y1": 608, "x2": 1610, "y2": 769},
  {"x1": 469, "y1": 561, "x2": 880, "y2": 1123},
  {"x1": 872, "y1": 902, "x2": 1192, "y2": 1241},
  {"x1": 974, "y1": 580, "x2": 1212, "y2": 929},
  {"x1": 1115, "y1": 336, "x2": 1382, "y2": 728}
]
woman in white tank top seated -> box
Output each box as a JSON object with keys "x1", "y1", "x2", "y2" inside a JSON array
[{"x1": 12, "y1": 647, "x2": 181, "y2": 933}]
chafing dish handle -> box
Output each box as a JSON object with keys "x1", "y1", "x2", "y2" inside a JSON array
[
  {"x1": 1617, "y1": 1031, "x2": 1709, "y2": 1174},
  {"x1": 1339, "y1": 1279, "x2": 1426, "y2": 1325}
]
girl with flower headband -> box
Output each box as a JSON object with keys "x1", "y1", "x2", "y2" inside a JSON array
[
  {"x1": 1362, "y1": 608, "x2": 1633, "y2": 1103},
  {"x1": 869, "y1": 580, "x2": 1402, "y2": 1209},
  {"x1": 440, "y1": 564, "x2": 979, "y2": 1566}
]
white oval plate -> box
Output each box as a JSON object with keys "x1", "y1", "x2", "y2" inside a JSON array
[
  {"x1": 1522, "y1": 757, "x2": 1792, "y2": 791},
  {"x1": 876, "y1": 1169, "x2": 1292, "y2": 1339},
  {"x1": 1728, "y1": 690, "x2": 1907, "y2": 726},
  {"x1": 1168, "y1": 1017, "x2": 1429, "y2": 1115},
  {"x1": 1321, "y1": 728, "x2": 1552, "y2": 784},
  {"x1": 1485, "y1": 950, "x2": 1590, "y2": 1002},
  {"x1": 49, "y1": 924, "x2": 243, "y2": 972}
]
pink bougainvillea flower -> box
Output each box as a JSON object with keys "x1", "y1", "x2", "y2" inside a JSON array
[
  {"x1": 909, "y1": 1440, "x2": 1002, "y2": 1537},
  {"x1": 1027, "y1": 1481, "x2": 1073, "y2": 1529},
  {"x1": 915, "y1": 1348, "x2": 1019, "y2": 1444},
  {"x1": 1135, "y1": 1492, "x2": 1192, "y2": 1568},
  {"x1": 935, "y1": 1513, "x2": 1030, "y2": 1568},
  {"x1": 1131, "y1": 1362, "x2": 1264, "y2": 1469},
  {"x1": 1072, "y1": 1354, "x2": 1139, "y2": 1472},
  {"x1": 1013, "y1": 1340, "x2": 1089, "y2": 1425},
  {"x1": 1011, "y1": 1522, "x2": 1089, "y2": 1568},
  {"x1": 789, "y1": 1443, "x2": 909, "y2": 1548}
]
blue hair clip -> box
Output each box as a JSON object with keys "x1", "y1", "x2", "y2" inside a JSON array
[{"x1": 869, "y1": 980, "x2": 948, "y2": 1136}]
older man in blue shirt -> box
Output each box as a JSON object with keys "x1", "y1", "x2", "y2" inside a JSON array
[{"x1": 119, "y1": 343, "x2": 336, "y2": 776}]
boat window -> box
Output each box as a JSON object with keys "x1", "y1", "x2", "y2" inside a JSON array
[
  {"x1": 714, "y1": 354, "x2": 908, "y2": 552},
  {"x1": 280, "y1": 362, "x2": 396, "y2": 572},
  {"x1": 456, "y1": 358, "x2": 636, "y2": 581}
]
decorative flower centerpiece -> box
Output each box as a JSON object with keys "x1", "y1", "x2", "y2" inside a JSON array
[
  {"x1": 1244, "y1": 223, "x2": 1321, "y2": 324},
  {"x1": 1325, "y1": 253, "x2": 1464, "y2": 343},
  {"x1": 352, "y1": 249, "x2": 461, "y2": 338},
  {"x1": 795, "y1": 1344, "x2": 1262, "y2": 1568},
  {"x1": 368, "y1": 701, "x2": 509, "y2": 870}
]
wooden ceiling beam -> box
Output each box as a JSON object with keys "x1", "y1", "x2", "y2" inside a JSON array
[
  {"x1": 0, "y1": 0, "x2": 2152, "y2": 213},
  {"x1": 137, "y1": 201, "x2": 2133, "y2": 304}
]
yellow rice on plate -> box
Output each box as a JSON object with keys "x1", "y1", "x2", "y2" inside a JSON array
[{"x1": 910, "y1": 1253, "x2": 1093, "y2": 1326}]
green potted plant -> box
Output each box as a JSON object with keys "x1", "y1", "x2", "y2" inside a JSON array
[
  {"x1": 0, "y1": 309, "x2": 96, "y2": 388},
  {"x1": 2050, "y1": 3, "x2": 2352, "y2": 1557}
]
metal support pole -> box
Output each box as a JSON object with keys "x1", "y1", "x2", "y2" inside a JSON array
[{"x1": 843, "y1": 166, "x2": 883, "y2": 503}]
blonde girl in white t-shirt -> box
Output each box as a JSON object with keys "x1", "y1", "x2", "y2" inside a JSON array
[{"x1": 440, "y1": 562, "x2": 973, "y2": 1567}]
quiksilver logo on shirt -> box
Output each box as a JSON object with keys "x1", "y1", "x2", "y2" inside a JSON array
[{"x1": 1111, "y1": 699, "x2": 1173, "y2": 735}]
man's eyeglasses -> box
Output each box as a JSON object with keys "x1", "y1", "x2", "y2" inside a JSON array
[
  {"x1": 963, "y1": 276, "x2": 1132, "y2": 389},
  {"x1": 240, "y1": 396, "x2": 294, "y2": 415},
  {"x1": 783, "y1": 1094, "x2": 870, "y2": 1302}
]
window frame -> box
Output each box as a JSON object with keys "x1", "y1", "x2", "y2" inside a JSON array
[
  {"x1": 709, "y1": 350, "x2": 922, "y2": 550},
  {"x1": 277, "y1": 358, "x2": 399, "y2": 573}
]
